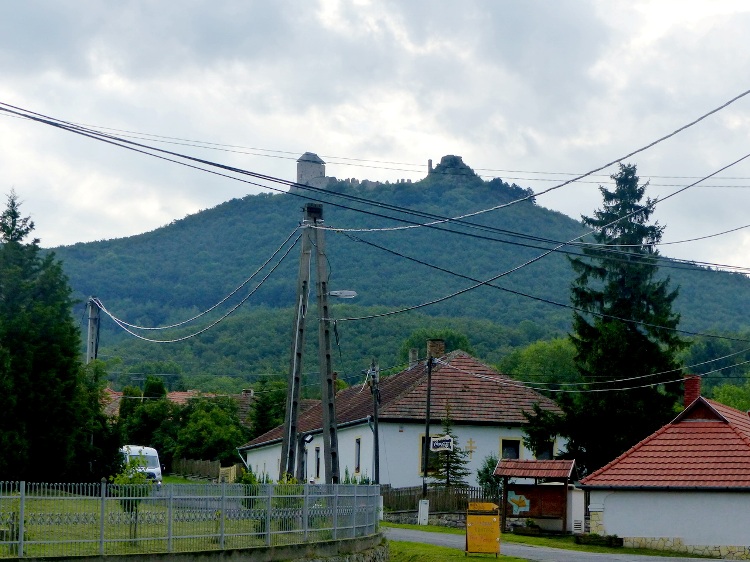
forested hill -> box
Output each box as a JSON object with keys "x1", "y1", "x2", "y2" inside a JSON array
[{"x1": 52, "y1": 156, "x2": 750, "y2": 385}]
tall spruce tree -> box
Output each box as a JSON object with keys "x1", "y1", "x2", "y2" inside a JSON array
[
  {"x1": 526, "y1": 164, "x2": 687, "y2": 475},
  {"x1": 0, "y1": 191, "x2": 109, "y2": 481}
]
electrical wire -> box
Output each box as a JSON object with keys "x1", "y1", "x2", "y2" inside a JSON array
[
  {"x1": 95, "y1": 233, "x2": 299, "y2": 343},
  {"x1": 91, "y1": 228, "x2": 300, "y2": 330},
  {"x1": 3, "y1": 88, "x2": 750, "y2": 246},
  {"x1": 5, "y1": 100, "x2": 750, "y2": 279},
  {"x1": 332, "y1": 232, "x2": 750, "y2": 344},
  {"x1": 435, "y1": 356, "x2": 750, "y2": 394},
  {"x1": 325, "y1": 147, "x2": 750, "y2": 327},
  {"x1": 13, "y1": 113, "x2": 750, "y2": 186}
]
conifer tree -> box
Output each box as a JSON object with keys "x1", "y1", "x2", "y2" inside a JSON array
[
  {"x1": 428, "y1": 406, "x2": 471, "y2": 487},
  {"x1": 526, "y1": 164, "x2": 687, "y2": 474},
  {"x1": 0, "y1": 191, "x2": 110, "y2": 481}
]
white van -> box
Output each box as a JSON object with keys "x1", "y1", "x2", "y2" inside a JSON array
[{"x1": 120, "y1": 445, "x2": 163, "y2": 483}]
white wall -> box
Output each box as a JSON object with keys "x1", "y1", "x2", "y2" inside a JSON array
[
  {"x1": 245, "y1": 420, "x2": 565, "y2": 488},
  {"x1": 589, "y1": 490, "x2": 750, "y2": 546}
]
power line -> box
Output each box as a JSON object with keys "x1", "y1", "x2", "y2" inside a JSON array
[
  {"x1": 334, "y1": 232, "x2": 750, "y2": 345},
  {"x1": 3, "y1": 88, "x2": 750, "y2": 250},
  {"x1": 12, "y1": 112, "x2": 750, "y2": 185},
  {"x1": 95, "y1": 233, "x2": 300, "y2": 343},
  {"x1": 95, "y1": 228, "x2": 300, "y2": 331},
  {"x1": 5, "y1": 99, "x2": 750, "y2": 280}
]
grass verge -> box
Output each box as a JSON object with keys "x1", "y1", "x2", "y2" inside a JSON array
[
  {"x1": 381, "y1": 522, "x2": 709, "y2": 558},
  {"x1": 389, "y1": 540, "x2": 526, "y2": 561}
]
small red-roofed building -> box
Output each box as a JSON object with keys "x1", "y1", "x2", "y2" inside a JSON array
[
  {"x1": 494, "y1": 459, "x2": 584, "y2": 533},
  {"x1": 238, "y1": 342, "x2": 564, "y2": 487},
  {"x1": 580, "y1": 376, "x2": 750, "y2": 558}
]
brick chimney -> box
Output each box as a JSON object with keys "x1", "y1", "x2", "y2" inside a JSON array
[
  {"x1": 427, "y1": 339, "x2": 446, "y2": 359},
  {"x1": 684, "y1": 375, "x2": 701, "y2": 406},
  {"x1": 409, "y1": 348, "x2": 419, "y2": 368}
]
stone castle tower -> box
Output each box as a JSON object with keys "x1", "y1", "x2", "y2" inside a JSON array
[{"x1": 292, "y1": 152, "x2": 328, "y2": 192}]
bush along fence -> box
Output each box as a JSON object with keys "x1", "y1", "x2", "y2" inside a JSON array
[{"x1": 0, "y1": 481, "x2": 380, "y2": 558}]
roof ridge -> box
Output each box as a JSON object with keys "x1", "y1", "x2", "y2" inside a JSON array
[{"x1": 703, "y1": 398, "x2": 750, "y2": 448}]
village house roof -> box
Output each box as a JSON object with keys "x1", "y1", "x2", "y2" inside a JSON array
[
  {"x1": 239, "y1": 350, "x2": 562, "y2": 451},
  {"x1": 102, "y1": 387, "x2": 256, "y2": 428},
  {"x1": 580, "y1": 396, "x2": 750, "y2": 490},
  {"x1": 495, "y1": 459, "x2": 577, "y2": 481}
]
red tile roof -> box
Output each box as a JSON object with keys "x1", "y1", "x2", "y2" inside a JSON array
[
  {"x1": 494, "y1": 459, "x2": 576, "y2": 480},
  {"x1": 581, "y1": 397, "x2": 750, "y2": 489},
  {"x1": 101, "y1": 388, "x2": 255, "y2": 428},
  {"x1": 240, "y1": 351, "x2": 562, "y2": 450}
]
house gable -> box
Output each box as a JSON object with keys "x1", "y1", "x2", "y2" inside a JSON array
[{"x1": 581, "y1": 396, "x2": 750, "y2": 489}]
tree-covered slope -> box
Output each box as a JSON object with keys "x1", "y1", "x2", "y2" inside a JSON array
[{"x1": 52, "y1": 157, "x2": 750, "y2": 385}]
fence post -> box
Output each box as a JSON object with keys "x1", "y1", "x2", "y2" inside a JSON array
[
  {"x1": 99, "y1": 479, "x2": 106, "y2": 555},
  {"x1": 303, "y1": 484, "x2": 310, "y2": 541},
  {"x1": 352, "y1": 485, "x2": 357, "y2": 538},
  {"x1": 167, "y1": 484, "x2": 173, "y2": 552},
  {"x1": 18, "y1": 482, "x2": 24, "y2": 557},
  {"x1": 265, "y1": 484, "x2": 272, "y2": 547},
  {"x1": 332, "y1": 485, "x2": 339, "y2": 541},
  {"x1": 219, "y1": 481, "x2": 226, "y2": 549}
]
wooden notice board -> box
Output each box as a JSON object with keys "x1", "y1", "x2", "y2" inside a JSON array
[{"x1": 465, "y1": 502, "x2": 500, "y2": 556}]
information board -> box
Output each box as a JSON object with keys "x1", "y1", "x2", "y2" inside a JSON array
[{"x1": 465, "y1": 502, "x2": 500, "y2": 556}]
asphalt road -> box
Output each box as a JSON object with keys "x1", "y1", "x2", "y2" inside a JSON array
[{"x1": 382, "y1": 527, "x2": 720, "y2": 562}]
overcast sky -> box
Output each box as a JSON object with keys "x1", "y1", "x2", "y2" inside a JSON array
[{"x1": 2, "y1": 1, "x2": 750, "y2": 272}]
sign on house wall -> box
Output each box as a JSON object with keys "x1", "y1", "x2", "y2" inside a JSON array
[{"x1": 430, "y1": 435, "x2": 454, "y2": 452}]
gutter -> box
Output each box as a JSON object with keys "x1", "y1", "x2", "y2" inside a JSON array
[{"x1": 579, "y1": 485, "x2": 750, "y2": 492}]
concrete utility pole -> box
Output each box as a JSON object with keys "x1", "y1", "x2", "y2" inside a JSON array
[
  {"x1": 86, "y1": 297, "x2": 100, "y2": 364},
  {"x1": 369, "y1": 359, "x2": 381, "y2": 484},
  {"x1": 280, "y1": 203, "x2": 340, "y2": 484}
]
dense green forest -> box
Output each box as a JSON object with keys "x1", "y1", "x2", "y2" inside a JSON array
[{"x1": 51, "y1": 156, "x2": 750, "y2": 392}]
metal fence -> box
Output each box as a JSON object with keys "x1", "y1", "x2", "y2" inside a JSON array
[{"x1": 0, "y1": 481, "x2": 380, "y2": 558}]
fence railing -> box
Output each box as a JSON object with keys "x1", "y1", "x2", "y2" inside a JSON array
[
  {"x1": 381, "y1": 485, "x2": 501, "y2": 512},
  {"x1": 0, "y1": 481, "x2": 380, "y2": 558}
]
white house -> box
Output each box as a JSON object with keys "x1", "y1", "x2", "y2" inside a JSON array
[
  {"x1": 580, "y1": 376, "x2": 750, "y2": 559},
  {"x1": 238, "y1": 342, "x2": 564, "y2": 488}
]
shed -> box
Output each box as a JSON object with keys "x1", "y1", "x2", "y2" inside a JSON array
[{"x1": 494, "y1": 459, "x2": 583, "y2": 533}]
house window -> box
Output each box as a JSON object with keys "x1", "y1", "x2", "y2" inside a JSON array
[
  {"x1": 419, "y1": 436, "x2": 440, "y2": 474},
  {"x1": 355, "y1": 438, "x2": 361, "y2": 473},
  {"x1": 536, "y1": 441, "x2": 554, "y2": 460},
  {"x1": 501, "y1": 439, "x2": 521, "y2": 460},
  {"x1": 315, "y1": 447, "x2": 321, "y2": 479}
]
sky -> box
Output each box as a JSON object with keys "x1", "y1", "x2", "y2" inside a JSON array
[{"x1": 2, "y1": 1, "x2": 750, "y2": 272}]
